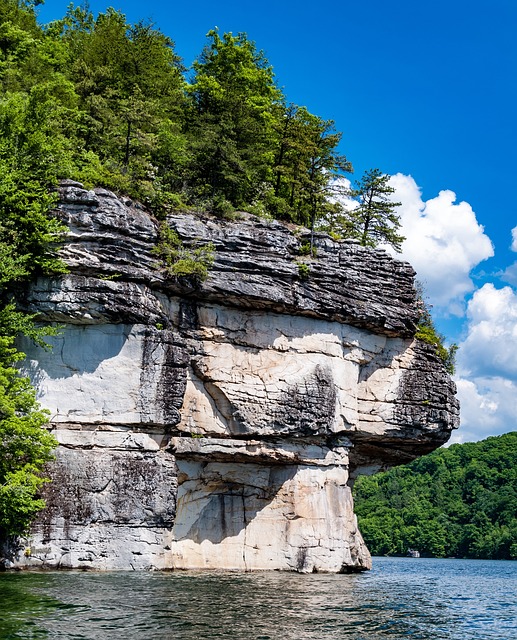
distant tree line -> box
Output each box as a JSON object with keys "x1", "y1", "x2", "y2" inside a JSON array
[{"x1": 353, "y1": 432, "x2": 517, "y2": 560}]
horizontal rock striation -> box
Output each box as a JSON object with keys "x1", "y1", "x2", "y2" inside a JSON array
[{"x1": 6, "y1": 182, "x2": 459, "y2": 572}]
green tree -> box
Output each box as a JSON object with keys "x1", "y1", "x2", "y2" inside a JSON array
[
  {"x1": 186, "y1": 29, "x2": 283, "y2": 212},
  {"x1": 56, "y1": 5, "x2": 187, "y2": 206},
  {"x1": 0, "y1": 0, "x2": 70, "y2": 538},
  {"x1": 270, "y1": 105, "x2": 351, "y2": 225},
  {"x1": 354, "y1": 432, "x2": 517, "y2": 559},
  {"x1": 341, "y1": 168, "x2": 404, "y2": 251},
  {"x1": 293, "y1": 114, "x2": 352, "y2": 248},
  {"x1": 0, "y1": 315, "x2": 56, "y2": 538}
]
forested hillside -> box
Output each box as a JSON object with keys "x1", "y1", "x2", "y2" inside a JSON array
[{"x1": 353, "y1": 433, "x2": 517, "y2": 560}]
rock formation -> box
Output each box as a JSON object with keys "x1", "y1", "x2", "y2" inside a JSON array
[{"x1": 7, "y1": 181, "x2": 459, "y2": 572}]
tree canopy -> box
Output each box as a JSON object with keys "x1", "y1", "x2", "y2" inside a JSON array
[
  {"x1": 343, "y1": 168, "x2": 404, "y2": 251},
  {"x1": 0, "y1": 1, "x2": 405, "y2": 245},
  {"x1": 353, "y1": 432, "x2": 517, "y2": 560}
]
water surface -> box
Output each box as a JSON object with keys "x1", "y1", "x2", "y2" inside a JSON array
[{"x1": 1, "y1": 558, "x2": 515, "y2": 639}]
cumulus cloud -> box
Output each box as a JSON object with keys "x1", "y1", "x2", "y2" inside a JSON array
[
  {"x1": 387, "y1": 174, "x2": 494, "y2": 315},
  {"x1": 500, "y1": 262, "x2": 517, "y2": 286},
  {"x1": 457, "y1": 283, "x2": 517, "y2": 378},
  {"x1": 512, "y1": 226, "x2": 517, "y2": 252},
  {"x1": 451, "y1": 283, "x2": 517, "y2": 443},
  {"x1": 325, "y1": 176, "x2": 357, "y2": 210},
  {"x1": 500, "y1": 227, "x2": 517, "y2": 285},
  {"x1": 452, "y1": 376, "x2": 517, "y2": 444}
]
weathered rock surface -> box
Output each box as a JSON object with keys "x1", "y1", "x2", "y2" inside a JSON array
[{"x1": 6, "y1": 182, "x2": 459, "y2": 572}]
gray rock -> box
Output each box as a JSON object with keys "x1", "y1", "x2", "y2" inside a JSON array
[{"x1": 7, "y1": 183, "x2": 459, "y2": 572}]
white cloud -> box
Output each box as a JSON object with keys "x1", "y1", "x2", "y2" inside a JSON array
[
  {"x1": 325, "y1": 176, "x2": 357, "y2": 210},
  {"x1": 387, "y1": 174, "x2": 494, "y2": 315},
  {"x1": 501, "y1": 262, "x2": 517, "y2": 286},
  {"x1": 502, "y1": 227, "x2": 517, "y2": 285},
  {"x1": 451, "y1": 283, "x2": 517, "y2": 443},
  {"x1": 457, "y1": 283, "x2": 517, "y2": 378},
  {"x1": 511, "y1": 226, "x2": 517, "y2": 252},
  {"x1": 451, "y1": 376, "x2": 517, "y2": 444}
]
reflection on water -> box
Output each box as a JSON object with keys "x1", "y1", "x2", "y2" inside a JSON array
[{"x1": 0, "y1": 558, "x2": 515, "y2": 639}]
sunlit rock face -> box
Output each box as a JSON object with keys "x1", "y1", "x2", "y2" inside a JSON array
[{"x1": 8, "y1": 182, "x2": 459, "y2": 572}]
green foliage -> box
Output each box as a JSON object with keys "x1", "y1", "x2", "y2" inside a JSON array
[
  {"x1": 416, "y1": 324, "x2": 458, "y2": 374},
  {"x1": 353, "y1": 432, "x2": 517, "y2": 560},
  {"x1": 185, "y1": 29, "x2": 282, "y2": 211},
  {"x1": 272, "y1": 106, "x2": 352, "y2": 227},
  {"x1": 334, "y1": 168, "x2": 405, "y2": 252},
  {"x1": 153, "y1": 223, "x2": 215, "y2": 281},
  {"x1": 299, "y1": 241, "x2": 317, "y2": 257},
  {"x1": 0, "y1": 0, "x2": 65, "y2": 539},
  {"x1": 0, "y1": 3, "x2": 361, "y2": 226},
  {"x1": 0, "y1": 314, "x2": 57, "y2": 537},
  {"x1": 297, "y1": 261, "x2": 310, "y2": 280},
  {"x1": 416, "y1": 283, "x2": 458, "y2": 374},
  {"x1": 35, "y1": 4, "x2": 187, "y2": 209}
]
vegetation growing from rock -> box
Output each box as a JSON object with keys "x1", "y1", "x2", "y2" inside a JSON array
[
  {"x1": 343, "y1": 168, "x2": 404, "y2": 251},
  {"x1": 415, "y1": 284, "x2": 458, "y2": 374},
  {"x1": 152, "y1": 223, "x2": 215, "y2": 281},
  {"x1": 353, "y1": 432, "x2": 517, "y2": 560}
]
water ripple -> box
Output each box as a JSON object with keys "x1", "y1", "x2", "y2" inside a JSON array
[{"x1": 0, "y1": 558, "x2": 515, "y2": 639}]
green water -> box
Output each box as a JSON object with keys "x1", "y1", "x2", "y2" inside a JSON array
[{"x1": 1, "y1": 558, "x2": 515, "y2": 639}]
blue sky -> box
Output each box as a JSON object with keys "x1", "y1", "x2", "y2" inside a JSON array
[{"x1": 37, "y1": 1, "x2": 517, "y2": 443}]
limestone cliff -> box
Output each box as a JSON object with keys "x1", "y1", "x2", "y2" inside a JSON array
[{"x1": 8, "y1": 181, "x2": 459, "y2": 572}]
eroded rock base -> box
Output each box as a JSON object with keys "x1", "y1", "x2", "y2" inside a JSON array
[
  {"x1": 5, "y1": 430, "x2": 177, "y2": 571},
  {"x1": 170, "y1": 439, "x2": 371, "y2": 572}
]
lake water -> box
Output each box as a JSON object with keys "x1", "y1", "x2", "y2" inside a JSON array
[{"x1": 0, "y1": 557, "x2": 515, "y2": 639}]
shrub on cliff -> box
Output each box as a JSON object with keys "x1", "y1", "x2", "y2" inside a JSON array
[
  {"x1": 415, "y1": 284, "x2": 458, "y2": 374},
  {"x1": 152, "y1": 223, "x2": 215, "y2": 281}
]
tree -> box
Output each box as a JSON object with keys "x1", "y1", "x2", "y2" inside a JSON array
[
  {"x1": 0, "y1": 312, "x2": 56, "y2": 538},
  {"x1": 353, "y1": 432, "x2": 517, "y2": 559},
  {"x1": 342, "y1": 168, "x2": 404, "y2": 252},
  {"x1": 0, "y1": 1, "x2": 68, "y2": 537},
  {"x1": 57, "y1": 6, "x2": 187, "y2": 205},
  {"x1": 186, "y1": 29, "x2": 283, "y2": 211},
  {"x1": 270, "y1": 105, "x2": 352, "y2": 239},
  {"x1": 293, "y1": 114, "x2": 352, "y2": 248}
]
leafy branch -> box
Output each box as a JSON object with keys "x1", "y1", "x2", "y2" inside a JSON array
[{"x1": 415, "y1": 283, "x2": 458, "y2": 374}]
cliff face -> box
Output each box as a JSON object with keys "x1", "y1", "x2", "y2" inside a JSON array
[{"x1": 9, "y1": 182, "x2": 459, "y2": 572}]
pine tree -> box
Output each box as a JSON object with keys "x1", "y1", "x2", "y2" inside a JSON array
[
  {"x1": 271, "y1": 105, "x2": 352, "y2": 231},
  {"x1": 344, "y1": 168, "x2": 404, "y2": 252},
  {"x1": 186, "y1": 29, "x2": 283, "y2": 212}
]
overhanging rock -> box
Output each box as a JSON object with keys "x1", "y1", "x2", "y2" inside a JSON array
[{"x1": 7, "y1": 182, "x2": 459, "y2": 572}]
